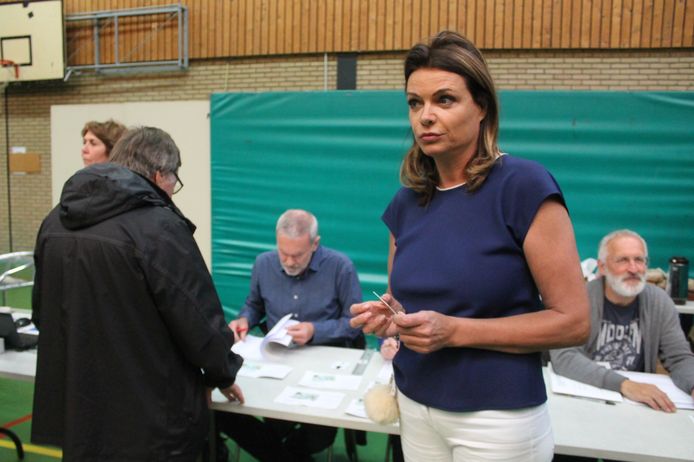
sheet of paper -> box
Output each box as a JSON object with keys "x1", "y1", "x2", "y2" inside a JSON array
[
  {"x1": 231, "y1": 335, "x2": 264, "y2": 361},
  {"x1": 274, "y1": 386, "x2": 344, "y2": 409},
  {"x1": 344, "y1": 397, "x2": 368, "y2": 419},
  {"x1": 548, "y1": 365, "x2": 623, "y2": 403},
  {"x1": 263, "y1": 313, "x2": 299, "y2": 347},
  {"x1": 353, "y1": 379, "x2": 380, "y2": 409},
  {"x1": 231, "y1": 314, "x2": 300, "y2": 360},
  {"x1": 298, "y1": 371, "x2": 362, "y2": 391},
  {"x1": 617, "y1": 371, "x2": 694, "y2": 410},
  {"x1": 238, "y1": 361, "x2": 292, "y2": 379}
]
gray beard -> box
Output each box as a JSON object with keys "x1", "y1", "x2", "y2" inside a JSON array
[{"x1": 605, "y1": 271, "x2": 646, "y2": 298}]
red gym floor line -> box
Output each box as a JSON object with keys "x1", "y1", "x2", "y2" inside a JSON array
[{"x1": 0, "y1": 413, "x2": 32, "y2": 438}]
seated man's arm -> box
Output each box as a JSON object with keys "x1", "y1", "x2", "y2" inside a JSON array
[
  {"x1": 550, "y1": 344, "x2": 628, "y2": 393},
  {"x1": 235, "y1": 259, "x2": 266, "y2": 334},
  {"x1": 309, "y1": 259, "x2": 363, "y2": 345},
  {"x1": 550, "y1": 320, "x2": 679, "y2": 412}
]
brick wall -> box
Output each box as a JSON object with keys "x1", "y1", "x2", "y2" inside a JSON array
[
  {"x1": 357, "y1": 49, "x2": 694, "y2": 90},
  {"x1": 1, "y1": 48, "x2": 693, "y2": 251},
  {"x1": 0, "y1": 55, "x2": 339, "y2": 252}
]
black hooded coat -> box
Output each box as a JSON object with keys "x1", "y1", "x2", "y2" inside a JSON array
[{"x1": 30, "y1": 163, "x2": 242, "y2": 461}]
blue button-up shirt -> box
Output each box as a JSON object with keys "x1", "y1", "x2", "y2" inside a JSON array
[{"x1": 238, "y1": 245, "x2": 363, "y2": 345}]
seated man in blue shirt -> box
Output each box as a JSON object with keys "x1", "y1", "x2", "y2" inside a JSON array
[
  {"x1": 217, "y1": 209, "x2": 363, "y2": 462},
  {"x1": 229, "y1": 208, "x2": 363, "y2": 347}
]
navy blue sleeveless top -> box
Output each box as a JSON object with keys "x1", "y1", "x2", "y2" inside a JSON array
[{"x1": 383, "y1": 155, "x2": 565, "y2": 411}]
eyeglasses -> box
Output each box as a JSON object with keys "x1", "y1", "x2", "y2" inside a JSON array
[
  {"x1": 610, "y1": 256, "x2": 648, "y2": 268},
  {"x1": 172, "y1": 171, "x2": 184, "y2": 195}
]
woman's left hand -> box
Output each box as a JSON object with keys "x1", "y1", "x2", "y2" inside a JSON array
[{"x1": 393, "y1": 310, "x2": 455, "y2": 353}]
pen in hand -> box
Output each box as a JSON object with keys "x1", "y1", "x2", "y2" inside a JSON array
[
  {"x1": 230, "y1": 323, "x2": 248, "y2": 342},
  {"x1": 371, "y1": 291, "x2": 402, "y2": 316}
]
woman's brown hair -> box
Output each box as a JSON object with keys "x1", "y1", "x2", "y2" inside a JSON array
[
  {"x1": 81, "y1": 119, "x2": 127, "y2": 156},
  {"x1": 401, "y1": 31, "x2": 501, "y2": 205}
]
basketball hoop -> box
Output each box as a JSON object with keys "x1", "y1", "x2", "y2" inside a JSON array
[{"x1": 0, "y1": 59, "x2": 20, "y2": 80}]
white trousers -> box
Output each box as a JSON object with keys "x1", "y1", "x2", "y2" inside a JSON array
[{"x1": 397, "y1": 390, "x2": 554, "y2": 462}]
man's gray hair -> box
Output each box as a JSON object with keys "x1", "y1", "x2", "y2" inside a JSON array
[
  {"x1": 276, "y1": 209, "x2": 318, "y2": 241},
  {"x1": 109, "y1": 126, "x2": 181, "y2": 178},
  {"x1": 597, "y1": 229, "x2": 649, "y2": 262}
]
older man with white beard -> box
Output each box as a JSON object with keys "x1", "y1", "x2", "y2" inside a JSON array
[{"x1": 551, "y1": 229, "x2": 694, "y2": 414}]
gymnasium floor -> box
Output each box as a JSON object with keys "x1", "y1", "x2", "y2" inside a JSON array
[{"x1": 0, "y1": 287, "x2": 392, "y2": 462}]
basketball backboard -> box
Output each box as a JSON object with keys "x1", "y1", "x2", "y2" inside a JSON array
[{"x1": 0, "y1": 0, "x2": 65, "y2": 82}]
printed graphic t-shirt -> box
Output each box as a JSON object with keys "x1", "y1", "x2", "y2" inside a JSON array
[{"x1": 593, "y1": 297, "x2": 644, "y2": 372}]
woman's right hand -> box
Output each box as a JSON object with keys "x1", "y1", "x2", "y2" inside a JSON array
[{"x1": 350, "y1": 293, "x2": 403, "y2": 337}]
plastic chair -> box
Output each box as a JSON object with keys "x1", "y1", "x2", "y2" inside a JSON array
[{"x1": 0, "y1": 251, "x2": 35, "y2": 306}]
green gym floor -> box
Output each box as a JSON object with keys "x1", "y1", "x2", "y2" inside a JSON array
[{"x1": 0, "y1": 287, "x2": 392, "y2": 462}]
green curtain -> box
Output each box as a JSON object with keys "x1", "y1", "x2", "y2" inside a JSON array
[{"x1": 211, "y1": 90, "x2": 694, "y2": 318}]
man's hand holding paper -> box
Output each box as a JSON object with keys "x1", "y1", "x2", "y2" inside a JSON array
[{"x1": 287, "y1": 322, "x2": 315, "y2": 345}]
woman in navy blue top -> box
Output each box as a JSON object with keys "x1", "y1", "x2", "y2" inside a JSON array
[{"x1": 350, "y1": 31, "x2": 590, "y2": 462}]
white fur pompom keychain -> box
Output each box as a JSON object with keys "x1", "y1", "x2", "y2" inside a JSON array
[{"x1": 364, "y1": 374, "x2": 399, "y2": 424}]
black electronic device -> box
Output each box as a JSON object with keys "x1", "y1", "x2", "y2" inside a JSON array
[
  {"x1": 14, "y1": 317, "x2": 31, "y2": 328},
  {"x1": 0, "y1": 312, "x2": 38, "y2": 350}
]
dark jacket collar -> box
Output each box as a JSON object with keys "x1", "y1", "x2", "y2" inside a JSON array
[{"x1": 59, "y1": 163, "x2": 195, "y2": 232}]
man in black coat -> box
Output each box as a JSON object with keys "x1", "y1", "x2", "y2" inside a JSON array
[{"x1": 31, "y1": 126, "x2": 244, "y2": 461}]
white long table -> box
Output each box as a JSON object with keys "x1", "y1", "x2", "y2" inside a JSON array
[
  {"x1": 210, "y1": 343, "x2": 399, "y2": 434},
  {"x1": 545, "y1": 369, "x2": 694, "y2": 462},
  {"x1": 2, "y1": 344, "x2": 694, "y2": 461},
  {"x1": 0, "y1": 348, "x2": 36, "y2": 382},
  {"x1": 211, "y1": 345, "x2": 694, "y2": 462},
  {"x1": 677, "y1": 300, "x2": 694, "y2": 315}
]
